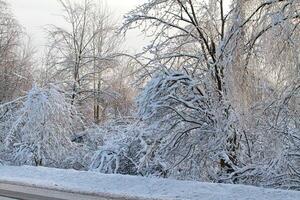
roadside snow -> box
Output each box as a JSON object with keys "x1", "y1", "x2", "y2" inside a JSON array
[{"x1": 0, "y1": 165, "x2": 299, "y2": 200}]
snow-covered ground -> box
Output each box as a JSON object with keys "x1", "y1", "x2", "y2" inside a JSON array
[{"x1": 0, "y1": 165, "x2": 299, "y2": 200}]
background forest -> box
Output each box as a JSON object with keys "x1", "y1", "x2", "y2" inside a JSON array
[{"x1": 0, "y1": 0, "x2": 299, "y2": 191}]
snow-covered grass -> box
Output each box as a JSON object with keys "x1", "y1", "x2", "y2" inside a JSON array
[{"x1": 0, "y1": 165, "x2": 299, "y2": 200}]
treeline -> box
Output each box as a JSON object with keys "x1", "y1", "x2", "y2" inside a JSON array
[{"x1": 0, "y1": 0, "x2": 299, "y2": 191}]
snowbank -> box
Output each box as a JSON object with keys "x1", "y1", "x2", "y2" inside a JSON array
[{"x1": 0, "y1": 165, "x2": 299, "y2": 200}]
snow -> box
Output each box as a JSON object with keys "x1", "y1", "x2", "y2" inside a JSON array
[{"x1": 0, "y1": 165, "x2": 299, "y2": 200}]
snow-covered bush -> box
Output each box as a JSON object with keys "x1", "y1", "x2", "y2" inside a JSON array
[
  {"x1": 136, "y1": 71, "x2": 243, "y2": 181},
  {"x1": 218, "y1": 82, "x2": 300, "y2": 190},
  {"x1": 3, "y1": 85, "x2": 83, "y2": 167},
  {"x1": 89, "y1": 120, "x2": 165, "y2": 176},
  {"x1": 72, "y1": 126, "x2": 104, "y2": 151},
  {"x1": 0, "y1": 98, "x2": 24, "y2": 163},
  {"x1": 250, "y1": 83, "x2": 300, "y2": 190},
  {"x1": 90, "y1": 71, "x2": 243, "y2": 181}
]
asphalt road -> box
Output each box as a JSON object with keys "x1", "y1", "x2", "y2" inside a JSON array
[
  {"x1": 0, "y1": 197, "x2": 16, "y2": 200},
  {"x1": 0, "y1": 183, "x2": 121, "y2": 200}
]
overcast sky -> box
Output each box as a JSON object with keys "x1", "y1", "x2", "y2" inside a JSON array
[{"x1": 9, "y1": 0, "x2": 147, "y2": 56}]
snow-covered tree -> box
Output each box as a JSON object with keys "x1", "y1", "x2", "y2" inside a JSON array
[
  {"x1": 4, "y1": 85, "x2": 82, "y2": 167},
  {"x1": 119, "y1": 0, "x2": 300, "y2": 187}
]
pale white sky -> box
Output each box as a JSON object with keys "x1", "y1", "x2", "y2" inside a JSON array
[{"x1": 9, "y1": 0, "x2": 147, "y2": 56}]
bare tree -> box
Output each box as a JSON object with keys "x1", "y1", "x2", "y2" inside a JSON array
[
  {"x1": 0, "y1": 0, "x2": 33, "y2": 103},
  {"x1": 45, "y1": 0, "x2": 122, "y2": 122}
]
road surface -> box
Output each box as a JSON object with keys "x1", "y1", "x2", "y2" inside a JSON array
[{"x1": 0, "y1": 183, "x2": 143, "y2": 200}]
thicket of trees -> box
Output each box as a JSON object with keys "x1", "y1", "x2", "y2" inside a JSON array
[
  {"x1": 0, "y1": 0, "x2": 299, "y2": 191},
  {"x1": 42, "y1": 0, "x2": 134, "y2": 122}
]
